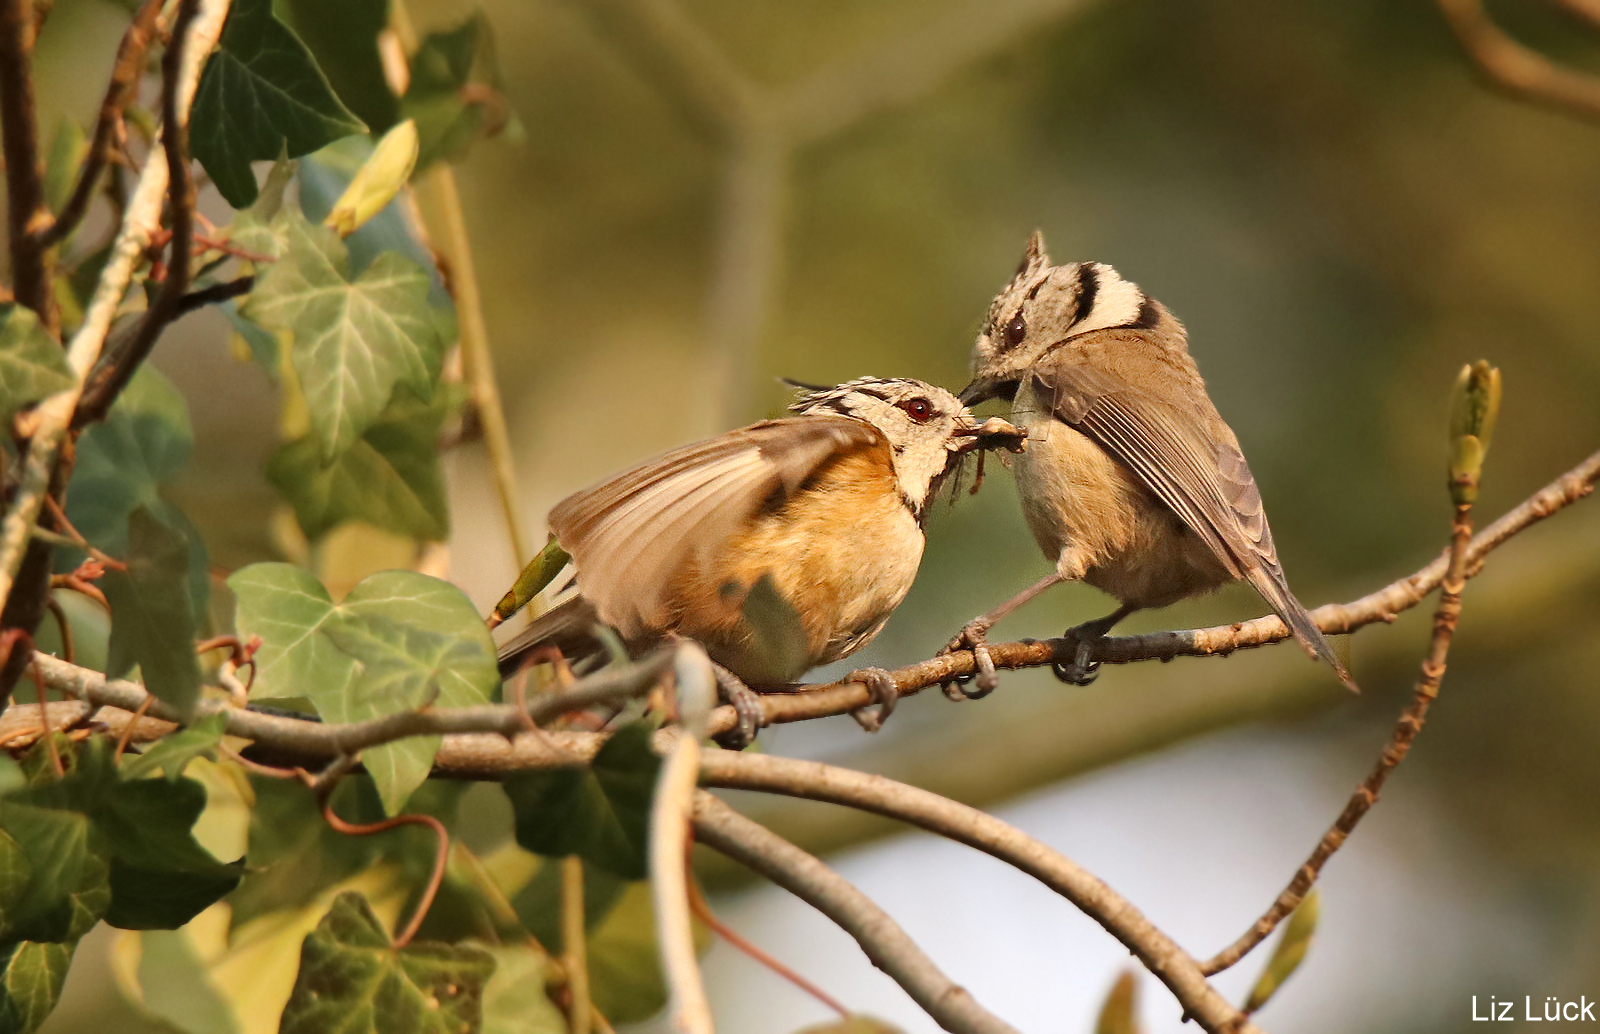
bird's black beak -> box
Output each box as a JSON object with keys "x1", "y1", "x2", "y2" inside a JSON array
[{"x1": 958, "y1": 381, "x2": 990, "y2": 406}]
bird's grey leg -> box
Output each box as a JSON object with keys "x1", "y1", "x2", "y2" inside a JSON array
[
  {"x1": 941, "y1": 573, "x2": 1065, "y2": 699},
  {"x1": 846, "y1": 667, "x2": 899, "y2": 732},
  {"x1": 710, "y1": 662, "x2": 765, "y2": 749},
  {"x1": 1052, "y1": 604, "x2": 1136, "y2": 686}
]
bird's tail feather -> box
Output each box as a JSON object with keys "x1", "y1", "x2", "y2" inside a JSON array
[
  {"x1": 495, "y1": 595, "x2": 606, "y2": 678},
  {"x1": 1244, "y1": 564, "x2": 1359, "y2": 693}
]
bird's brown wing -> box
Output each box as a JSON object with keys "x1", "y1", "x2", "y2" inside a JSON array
[
  {"x1": 548, "y1": 416, "x2": 882, "y2": 640},
  {"x1": 1033, "y1": 354, "x2": 1355, "y2": 689}
]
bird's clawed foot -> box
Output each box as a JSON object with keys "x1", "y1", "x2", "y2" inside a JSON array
[
  {"x1": 1050, "y1": 607, "x2": 1130, "y2": 687},
  {"x1": 1051, "y1": 635, "x2": 1100, "y2": 686},
  {"x1": 940, "y1": 618, "x2": 999, "y2": 700},
  {"x1": 847, "y1": 667, "x2": 899, "y2": 733},
  {"x1": 710, "y1": 663, "x2": 765, "y2": 749}
]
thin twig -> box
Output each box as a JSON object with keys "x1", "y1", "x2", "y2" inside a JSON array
[
  {"x1": 651, "y1": 645, "x2": 714, "y2": 1034},
  {"x1": 1201, "y1": 499, "x2": 1479, "y2": 976},
  {"x1": 43, "y1": 596, "x2": 72, "y2": 664},
  {"x1": 696, "y1": 751, "x2": 1258, "y2": 1034},
  {"x1": 174, "y1": 275, "x2": 254, "y2": 317},
  {"x1": 73, "y1": 0, "x2": 204, "y2": 425},
  {"x1": 113, "y1": 695, "x2": 155, "y2": 761},
  {"x1": 27, "y1": 652, "x2": 61, "y2": 776},
  {"x1": 320, "y1": 800, "x2": 450, "y2": 950},
  {"x1": 0, "y1": 0, "x2": 229, "y2": 624},
  {"x1": 561, "y1": 855, "x2": 591, "y2": 1034},
  {"x1": 416, "y1": 167, "x2": 532, "y2": 566},
  {"x1": 42, "y1": 495, "x2": 126, "y2": 570},
  {"x1": 37, "y1": 0, "x2": 164, "y2": 249},
  {"x1": 0, "y1": 0, "x2": 56, "y2": 333},
  {"x1": 692, "y1": 793, "x2": 1029, "y2": 1034},
  {"x1": 1436, "y1": 0, "x2": 1600, "y2": 122}
]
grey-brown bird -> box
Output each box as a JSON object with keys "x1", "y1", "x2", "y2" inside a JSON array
[
  {"x1": 951, "y1": 232, "x2": 1354, "y2": 695},
  {"x1": 496, "y1": 377, "x2": 1024, "y2": 743}
]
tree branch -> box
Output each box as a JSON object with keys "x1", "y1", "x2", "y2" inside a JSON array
[
  {"x1": 692, "y1": 792, "x2": 1033, "y2": 1034},
  {"x1": 35, "y1": 0, "x2": 164, "y2": 249},
  {"x1": 1436, "y1": 0, "x2": 1600, "y2": 123},
  {"x1": 651, "y1": 646, "x2": 715, "y2": 1034},
  {"x1": 1201, "y1": 480, "x2": 1482, "y2": 975},
  {"x1": 696, "y1": 751, "x2": 1259, "y2": 1034},
  {"x1": 73, "y1": 0, "x2": 203, "y2": 426},
  {"x1": 707, "y1": 446, "x2": 1600, "y2": 736},
  {"x1": 0, "y1": 0, "x2": 56, "y2": 332}
]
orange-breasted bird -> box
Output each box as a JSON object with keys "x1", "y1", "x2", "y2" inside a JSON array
[{"x1": 497, "y1": 377, "x2": 1025, "y2": 742}]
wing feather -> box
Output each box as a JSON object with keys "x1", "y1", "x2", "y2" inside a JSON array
[
  {"x1": 1033, "y1": 353, "x2": 1355, "y2": 689},
  {"x1": 548, "y1": 417, "x2": 880, "y2": 639}
]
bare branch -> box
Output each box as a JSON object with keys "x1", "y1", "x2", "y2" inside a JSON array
[
  {"x1": 37, "y1": 0, "x2": 164, "y2": 249},
  {"x1": 1202, "y1": 495, "x2": 1482, "y2": 975},
  {"x1": 1437, "y1": 0, "x2": 1600, "y2": 123},
  {"x1": 0, "y1": 0, "x2": 56, "y2": 332},
  {"x1": 692, "y1": 792, "x2": 1032, "y2": 1034},
  {"x1": 30, "y1": 647, "x2": 673, "y2": 761},
  {"x1": 74, "y1": 0, "x2": 204, "y2": 425},
  {"x1": 651, "y1": 646, "x2": 715, "y2": 1034},
  {"x1": 697, "y1": 751, "x2": 1260, "y2": 1034},
  {"x1": 709, "y1": 446, "x2": 1600, "y2": 736},
  {"x1": 0, "y1": 0, "x2": 229, "y2": 672}
]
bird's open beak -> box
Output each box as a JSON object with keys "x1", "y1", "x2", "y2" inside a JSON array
[{"x1": 958, "y1": 381, "x2": 991, "y2": 406}]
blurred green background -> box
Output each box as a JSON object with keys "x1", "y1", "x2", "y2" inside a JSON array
[{"x1": 28, "y1": 0, "x2": 1600, "y2": 1030}]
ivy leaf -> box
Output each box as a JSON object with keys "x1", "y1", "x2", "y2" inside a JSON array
[
  {"x1": 267, "y1": 385, "x2": 450, "y2": 541},
  {"x1": 0, "y1": 941, "x2": 74, "y2": 1034},
  {"x1": 0, "y1": 306, "x2": 73, "y2": 425},
  {"x1": 102, "y1": 507, "x2": 203, "y2": 720},
  {"x1": 401, "y1": 14, "x2": 498, "y2": 171},
  {"x1": 503, "y1": 722, "x2": 660, "y2": 880},
  {"x1": 190, "y1": 0, "x2": 366, "y2": 208},
  {"x1": 481, "y1": 944, "x2": 566, "y2": 1034},
  {"x1": 228, "y1": 152, "x2": 298, "y2": 261},
  {"x1": 279, "y1": 891, "x2": 495, "y2": 1034},
  {"x1": 230, "y1": 565, "x2": 498, "y2": 813},
  {"x1": 121, "y1": 713, "x2": 228, "y2": 783},
  {"x1": 42, "y1": 116, "x2": 87, "y2": 216},
  {"x1": 67, "y1": 366, "x2": 209, "y2": 617},
  {"x1": 96, "y1": 777, "x2": 244, "y2": 930},
  {"x1": 243, "y1": 211, "x2": 441, "y2": 458},
  {"x1": 0, "y1": 802, "x2": 109, "y2": 945},
  {"x1": 277, "y1": 0, "x2": 399, "y2": 133}
]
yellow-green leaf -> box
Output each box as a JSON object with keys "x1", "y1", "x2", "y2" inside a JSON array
[{"x1": 325, "y1": 120, "x2": 419, "y2": 238}]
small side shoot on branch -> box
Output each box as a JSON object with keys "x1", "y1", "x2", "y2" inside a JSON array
[{"x1": 1448, "y1": 360, "x2": 1502, "y2": 505}]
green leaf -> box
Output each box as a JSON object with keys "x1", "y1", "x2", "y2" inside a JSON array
[
  {"x1": 503, "y1": 722, "x2": 660, "y2": 880},
  {"x1": 121, "y1": 713, "x2": 228, "y2": 783},
  {"x1": 0, "y1": 802, "x2": 109, "y2": 944},
  {"x1": 42, "y1": 117, "x2": 87, "y2": 217},
  {"x1": 0, "y1": 306, "x2": 72, "y2": 424},
  {"x1": 267, "y1": 386, "x2": 450, "y2": 541},
  {"x1": 230, "y1": 565, "x2": 498, "y2": 813},
  {"x1": 190, "y1": 0, "x2": 366, "y2": 208},
  {"x1": 1094, "y1": 969, "x2": 1141, "y2": 1034},
  {"x1": 279, "y1": 892, "x2": 495, "y2": 1034},
  {"x1": 97, "y1": 776, "x2": 244, "y2": 929},
  {"x1": 220, "y1": 298, "x2": 281, "y2": 377},
  {"x1": 67, "y1": 366, "x2": 209, "y2": 616},
  {"x1": 134, "y1": 929, "x2": 239, "y2": 1034},
  {"x1": 1244, "y1": 889, "x2": 1320, "y2": 1014},
  {"x1": 102, "y1": 507, "x2": 203, "y2": 720},
  {"x1": 481, "y1": 944, "x2": 565, "y2": 1034},
  {"x1": 227, "y1": 152, "x2": 298, "y2": 260},
  {"x1": 400, "y1": 14, "x2": 497, "y2": 171},
  {"x1": 0, "y1": 941, "x2": 75, "y2": 1034},
  {"x1": 242, "y1": 210, "x2": 442, "y2": 457},
  {"x1": 277, "y1": 0, "x2": 399, "y2": 133},
  {"x1": 586, "y1": 877, "x2": 699, "y2": 1023}
]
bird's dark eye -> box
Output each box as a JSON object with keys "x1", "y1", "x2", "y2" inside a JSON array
[
  {"x1": 1004, "y1": 312, "x2": 1027, "y2": 347},
  {"x1": 900, "y1": 397, "x2": 934, "y2": 423}
]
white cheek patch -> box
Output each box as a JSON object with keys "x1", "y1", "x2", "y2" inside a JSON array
[{"x1": 1069, "y1": 266, "x2": 1145, "y2": 337}]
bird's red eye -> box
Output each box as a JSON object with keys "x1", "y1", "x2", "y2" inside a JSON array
[{"x1": 901, "y1": 397, "x2": 934, "y2": 423}]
